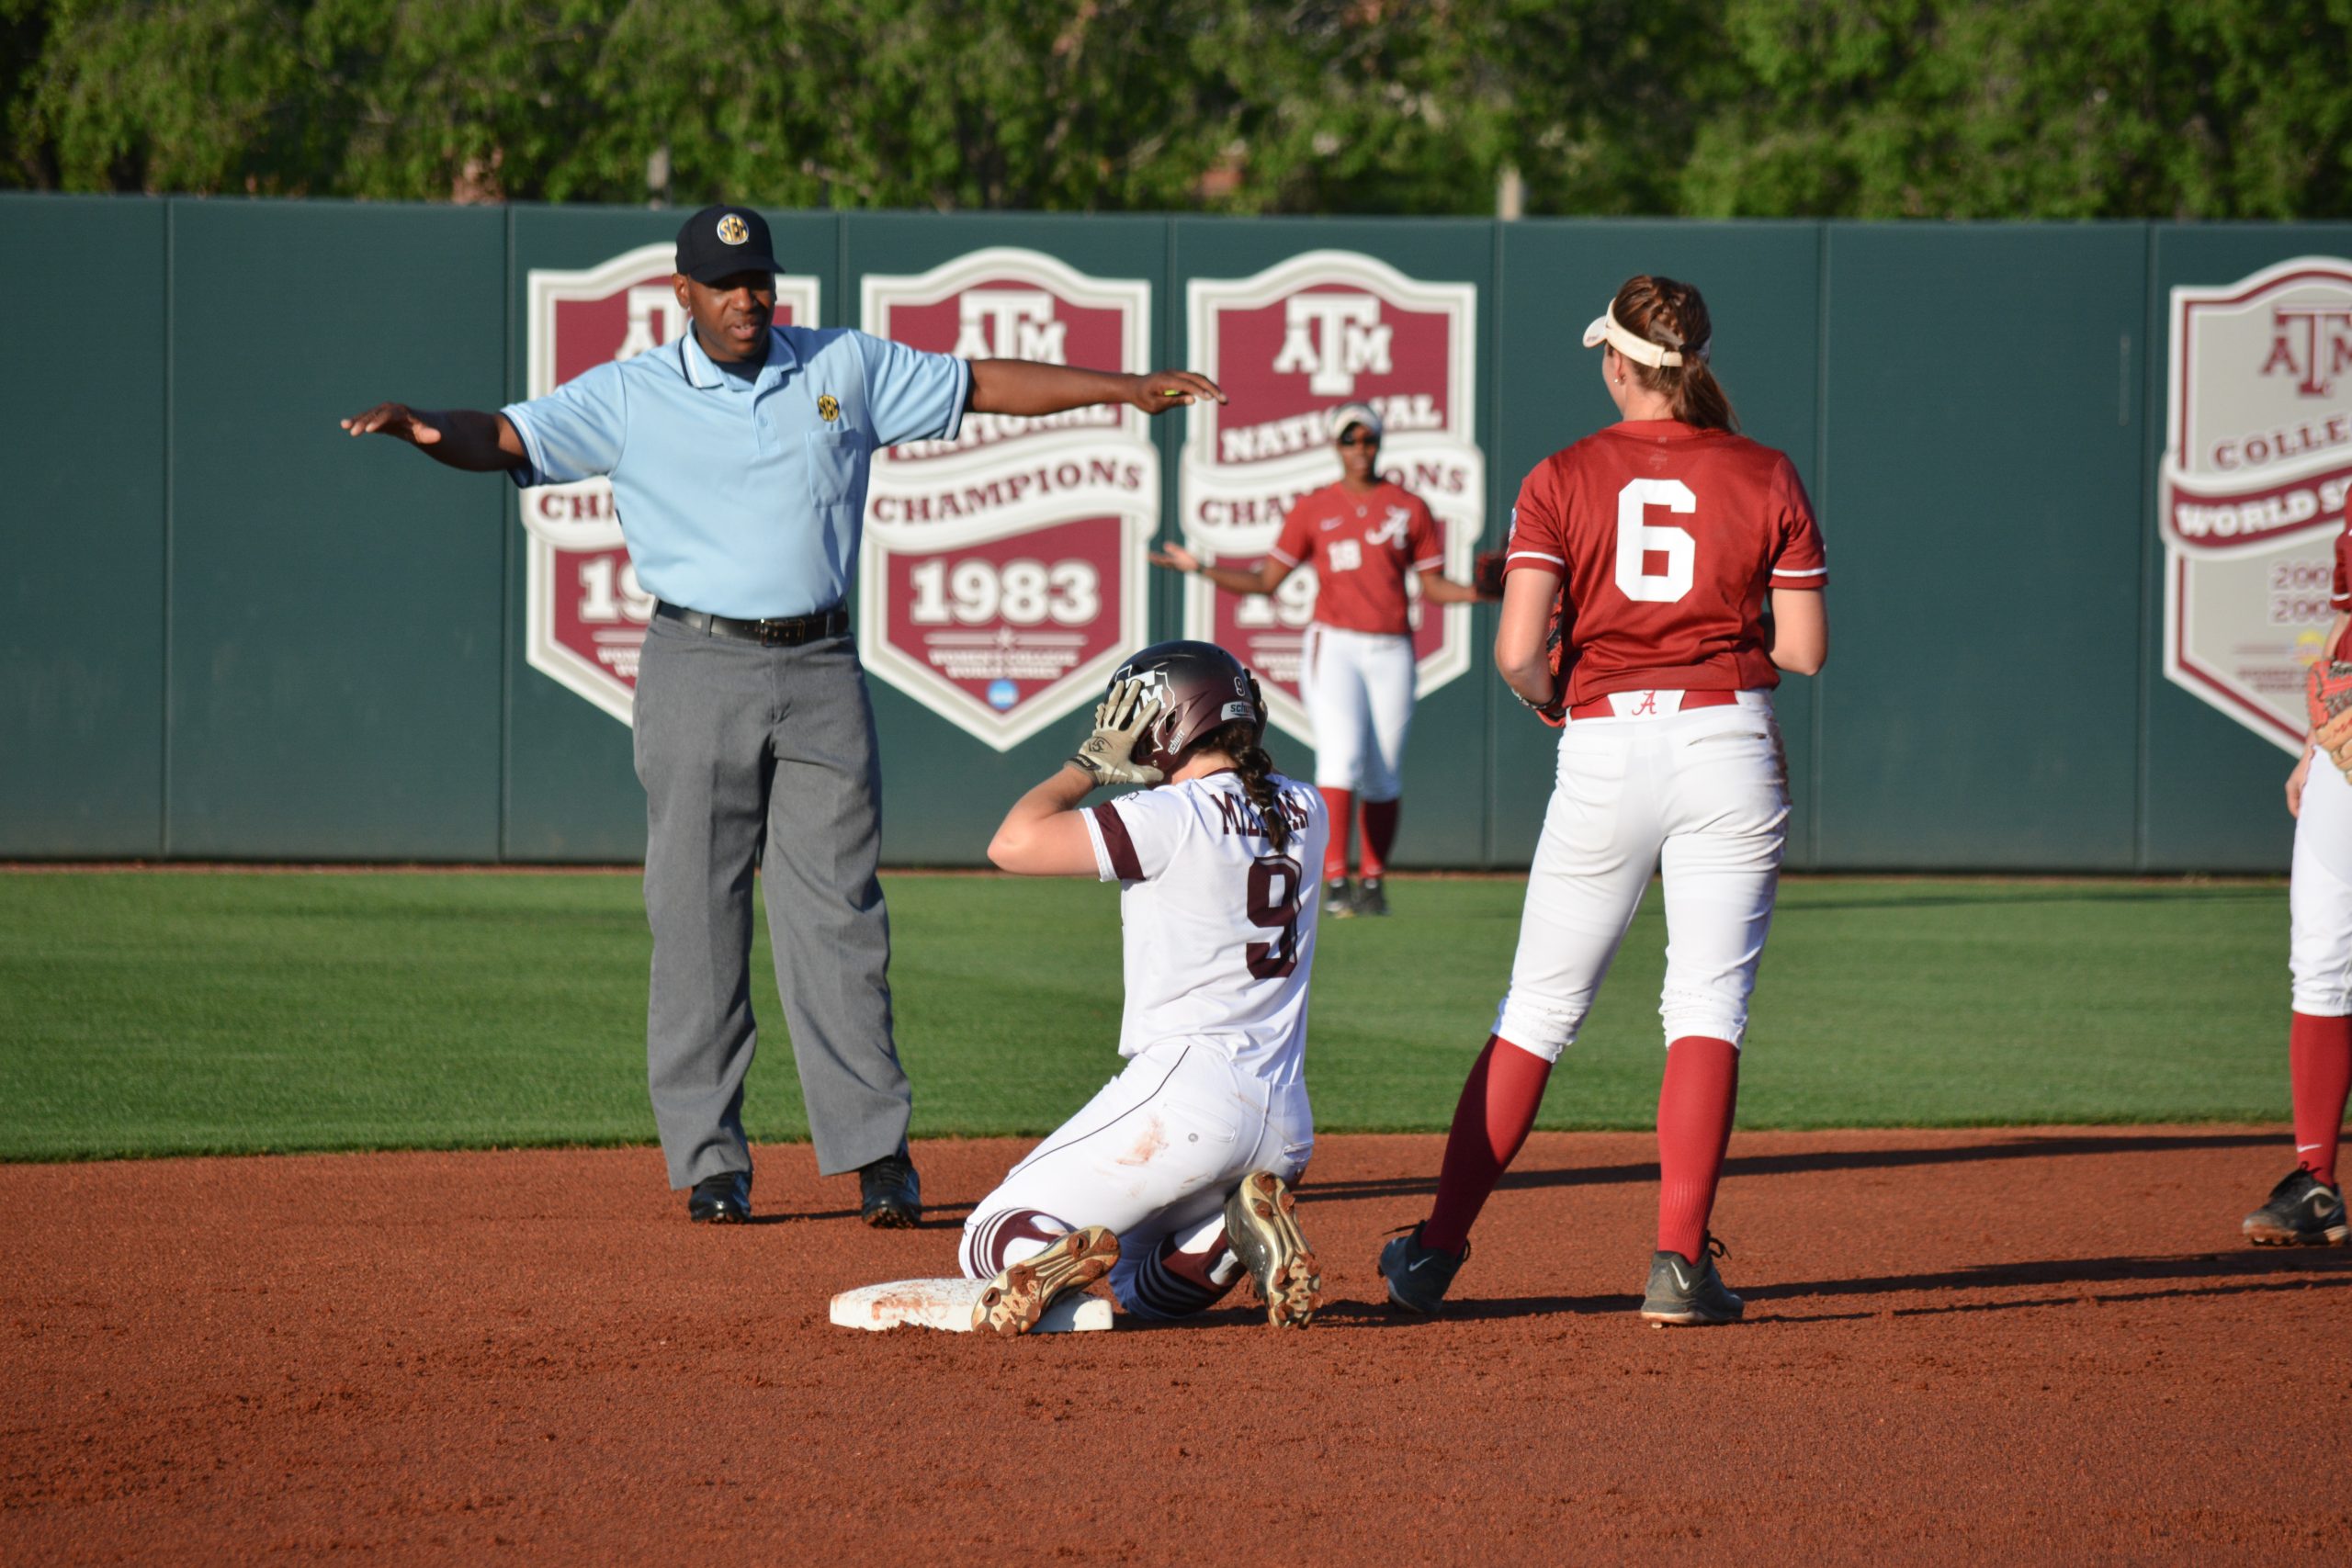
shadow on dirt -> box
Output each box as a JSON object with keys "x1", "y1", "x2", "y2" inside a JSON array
[{"x1": 1299, "y1": 1129, "x2": 2282, "y2": 1204}]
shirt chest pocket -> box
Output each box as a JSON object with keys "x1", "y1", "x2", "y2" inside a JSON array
[{"x1": 804, "y1": 429, "x2": 865, "y2": 507}]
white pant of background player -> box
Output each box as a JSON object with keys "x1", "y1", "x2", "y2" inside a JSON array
[
  {"x1": 2292, "y1": 756, "x2": 2352, "y2": 1016},
  {"x1": 1303, "y1": 625, "x2": 1415, "y2": 799},
  {"x1": 1495, "y1": 691, "x2": 1789, "y2": 1058},
  {"x1": 960, "y1": 1043, "x2": 1313, "y2": 1317}
]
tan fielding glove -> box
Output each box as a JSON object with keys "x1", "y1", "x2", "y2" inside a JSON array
[
  {"x1": 1070, "y1": 678, "x2": 1165, "y2": 786},
  {"x1": 2309, "y1": 660, "x2": 2352, "y2": 777}
]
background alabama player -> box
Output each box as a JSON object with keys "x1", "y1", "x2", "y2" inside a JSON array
[
  {"x1": 1150, "y1": 403, "x2": 1492, "y2": 918},
  {"x1": 2251, "y1": 521, "x2": 2352, "y2": 1247},
  {"x1": 958, "y1": 641, "x2": 1331, "y2": 1335},
  {"x1": 1377, "y1": 275, "x2": 1829, "y2": 1326}
]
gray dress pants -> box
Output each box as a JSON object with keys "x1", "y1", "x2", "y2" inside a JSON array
[{"x1": 632, "y1": 613, "x2": 912, "y2": 1187}]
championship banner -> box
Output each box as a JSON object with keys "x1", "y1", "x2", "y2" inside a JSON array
[
  {"x1": 860, "y1": 248, "x2": 1156, "y2": 751},
  {"x1": 1177, "y1": 250, "x2": 1484, "y2": 745},
  {"x1": 2161, "y1": 256, "x2": 2352, "y2": 752},
  {"x1": 518, "y1": 243, "x2": 821, "y2": 726}
]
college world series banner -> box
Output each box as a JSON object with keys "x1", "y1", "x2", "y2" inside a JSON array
[
  {"x1": 858, "y1": 248, "x2": 1158, "y2": 751},
  {"x1": 1176, "y1": 250, "x2": 1485, "y2": 746},
  {"x1": 2161, "y1": 255, "x2": 2352, "y2": 753},
  {"x1": 517, "y1": 243, "x2": 821, "y2": 725}
]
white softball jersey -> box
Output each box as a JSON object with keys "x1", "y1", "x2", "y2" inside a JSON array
[{"x1": 1080, "y1": 772, "x2": 1330, "y2": 1078}]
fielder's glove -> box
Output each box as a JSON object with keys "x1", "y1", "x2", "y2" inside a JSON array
[
  {"x1": 1513, "y1": 600, "x2": 1567, "y2": 728},
  {"x1": 2308, "y1": 659, "x2": 2352, "y2": 776},
  {"x1": 1071, "y1": 678, "x2": 1166, "y2": 786},
  {"x1": 1472, "y1": 549, "x2": 1508, "y2": 600}
]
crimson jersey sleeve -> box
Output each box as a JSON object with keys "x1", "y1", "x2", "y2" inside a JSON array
[
  {"x1": 1766, "y1": 458, "x2": 1828, "y2": 591},
  {"x1": 1502, "y1": 462, "x2": 1569, "y2": 579},
  {"x1": 1406, "y1": 494, "x2": 1444, "y2": 572},
  {"x1": 2334, "y1": 518, "x2": 2352, "y2": 611},
  {"x1": 1085, "y1": 791, "x2": 1190, "y2": 883},
  {"x1": 1267, "y1": 501, "x2": 1317, "y2": 570}
]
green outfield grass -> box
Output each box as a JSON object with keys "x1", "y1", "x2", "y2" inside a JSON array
[{"x1": 0, "y1": 871, "x2": 2288, "y2": 1161}]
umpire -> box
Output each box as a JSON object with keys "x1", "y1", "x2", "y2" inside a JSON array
[{"x1": 344, "y1": 204, "x2": 1223, "y2": 1228}]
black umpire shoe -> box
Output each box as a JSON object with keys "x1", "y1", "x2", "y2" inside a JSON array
[
  {"x1": 860, "y1": 1152, "x2": 922, "y2": 1228},
  {"x1": 687, "y1": 1170, "x2": 752, "y2": 1224}
]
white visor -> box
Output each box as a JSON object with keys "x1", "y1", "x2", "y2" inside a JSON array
[{"x1": 1581, "y1": 303, "x2": 1707, "y2": 368}]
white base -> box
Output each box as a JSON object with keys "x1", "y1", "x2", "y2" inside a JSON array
[{"x1": 829, "y1": 1277, "x2": 1114, "y2": 1334}]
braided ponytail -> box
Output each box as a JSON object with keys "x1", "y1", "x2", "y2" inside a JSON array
[
  {"x1": 1610, "y1": 275, "x2": 1739, "y2": 433},
  {"x1": 1202, "y1": 720, "x2": 1291, "y2": 852}
]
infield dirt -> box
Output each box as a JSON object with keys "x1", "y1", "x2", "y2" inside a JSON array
[{"x1": 4, "y1": 1129, "x2": 2346, "y2": 1562}]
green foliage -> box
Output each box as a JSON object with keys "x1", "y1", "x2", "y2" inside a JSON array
[
  {"x1": 1679, "y1": 0, "x2": 2352, "y2": 219},
  {"x1": 0, "y1": 872, "x2": 2287, "y2": 1160},
  {"x1": 4, "y1": 3, "x2": 2348, "y2": 209}
]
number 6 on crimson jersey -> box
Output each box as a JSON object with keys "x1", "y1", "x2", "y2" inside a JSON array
[{"x1": 1617, "y1": 479, "x2": 1697, "y2": 604}]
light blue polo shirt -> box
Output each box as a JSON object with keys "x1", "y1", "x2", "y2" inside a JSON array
[{"x1": 503, "y1": 325, "x2": 969, "y2": 618}]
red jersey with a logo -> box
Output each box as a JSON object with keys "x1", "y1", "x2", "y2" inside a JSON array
[
  {"x1": 1504, "y1": 420, "x2": 1827, "y2": 705},
  {"x1": 2332, "y1": 516, "x2": 2352, "y2": 611},
  {"x1": 1269, "y1": 480, "x2": 1444, "y2": 636}
]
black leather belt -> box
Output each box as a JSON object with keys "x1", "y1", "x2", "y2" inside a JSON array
[{"x1": 654, "y1": 600, "x2": 849, "y2": 647}]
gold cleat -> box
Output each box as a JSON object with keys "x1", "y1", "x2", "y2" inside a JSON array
[
  {"x1": 973, "y1": 1224, "x2": 1121, "y2": 1337},
  {"x1": 1224, "y1": 1171, "x2": 1323, "y2": 1328}
]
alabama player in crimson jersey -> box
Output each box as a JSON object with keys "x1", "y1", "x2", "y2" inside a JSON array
[
  {"x1": 959, "y1": 641, "x2": 1331, "y2": 1335},
  {"x1": 1378, "y1": 275, "x2": 1830, "y2": 1325},
  {"x1": 2250, "y1": 519, "x2": 2352, "y2": 1247},
  {"x1": 1151, "y1": 404, "x2": 1492, "y2": 918}
]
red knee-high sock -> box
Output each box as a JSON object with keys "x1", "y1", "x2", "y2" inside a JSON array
[
  {"x1": 1360, "y1": 797, "x2": 1401, "y2": 880},
  {"x1": 2290, "y1": 1010, "x2": 2352, "y2": 1186},
  {"x1": 1657, "y1": 1035, "x2": 1741, "y2": 1265},
  {"x1": 1421, "y1": 1035, "x2": 1553, "y2": 1257},
  {"x1": 1317, "y1": 787, "x2": 1353, "y2": 881}
]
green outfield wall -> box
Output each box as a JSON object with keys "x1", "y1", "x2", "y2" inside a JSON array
[{"x1": 5, "y1": 196, "x2": 2345, "y2": 872}]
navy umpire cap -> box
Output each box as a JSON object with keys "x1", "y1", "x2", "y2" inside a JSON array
[{"x1": 675, "y1": 204, "x2": 780, "y2": 283}]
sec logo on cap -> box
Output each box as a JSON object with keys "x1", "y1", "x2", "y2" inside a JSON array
[{"x1": 716, "y1": 214, "x2": 749, "y2": 245}]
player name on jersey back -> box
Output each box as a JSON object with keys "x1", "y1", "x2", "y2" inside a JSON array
[{"x1": 1083, "y1": 773, "x2": 1329, "y2": 1073}]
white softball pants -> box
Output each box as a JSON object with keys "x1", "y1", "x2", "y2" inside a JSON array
[
  {"x1": 960, "y1": 1041, "x2": 1314, "y2": 1313},
  {"x1": 1304, "y1": 625, "x2": 1415, "y2": 800},
  {"x1": 2291, "y1": 753, "x2": 2352, "y2": 1016},
  {"x1": 1493, "y1": 692, "x2": 1789, "y2": 1061}
]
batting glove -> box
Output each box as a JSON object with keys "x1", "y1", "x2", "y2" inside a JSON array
[{"x1": 1070, "y1": 679, "x2": 1165, "y2": 786}]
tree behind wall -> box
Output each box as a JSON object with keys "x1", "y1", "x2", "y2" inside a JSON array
[{"x1": 3, "y1": 0, "x2": 2345, "y2": 219}]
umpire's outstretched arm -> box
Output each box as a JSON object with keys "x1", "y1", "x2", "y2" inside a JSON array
[{"x1": 340, "y1": 403, "x2": 528, "y2": 473}]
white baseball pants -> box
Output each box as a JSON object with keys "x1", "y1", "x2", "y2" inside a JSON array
[
  {"x1": 1493, "y1": 692, "x2": 1789, "y2": 1061},
  {"x1": 960, "y1": 1041, "x2": 1313, "y2": 1314},
  {"x1": 1304, "y1": 625, "x2": 1415, "y2": 801},
  {"x1": 2292, "y1": 753, "x2": 2352, "y2": 1016}
]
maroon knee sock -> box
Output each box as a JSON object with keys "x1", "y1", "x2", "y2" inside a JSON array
[
  {"x1": 1421, "y1": 1035, "x2": 1553, "y2": 1257},
  {"x1": 2290, "y1": 1010, "x2": 2352, "y2": 1186},
  {"x1": 1317, "y1": 787, "x2": 1353, "y2": 882},
  {"x1": 1361, "y1": 797, "x2": 1400, "y2": 880},
  {"x1": 1657, "y1": 1035, "x2": 1741, "y2": 1265}
]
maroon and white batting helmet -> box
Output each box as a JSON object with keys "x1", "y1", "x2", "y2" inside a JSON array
[{"x1": 1110, "y1": 640, "x2": 1267, "y2": 776}]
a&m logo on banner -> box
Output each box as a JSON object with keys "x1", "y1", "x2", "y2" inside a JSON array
[
  {"x1": 1177, "y1": 251, "x2": 1483, "y2": 745},
  {"x1": 860, "y1": 248, "x2": 1157, "y2": 750},
  {"x1": 518, "y1": 242, "x2": 820, "y2": 725},
  {"x1": 2161, "y1": 256, "x2": 2352, "y2": 752}
]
